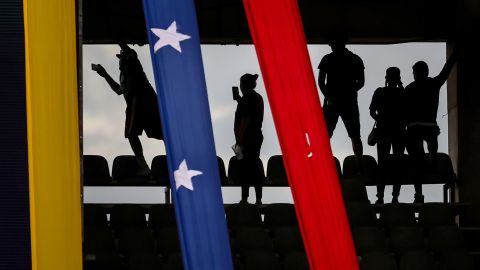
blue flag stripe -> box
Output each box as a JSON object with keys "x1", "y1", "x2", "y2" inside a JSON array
[{"x1": 142, "y1": 1, "x2": 233, "y2": 269}]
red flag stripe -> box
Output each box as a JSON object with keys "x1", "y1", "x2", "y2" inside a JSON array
[{"x1": 242, "y1": 1, "x2": 359, "y2": 269}]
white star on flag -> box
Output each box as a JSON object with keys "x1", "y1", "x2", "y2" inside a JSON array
[
  {"x1": 174, "y1": 159, "x2": 203, "y2": 191},
  {"x1": 151, "y1": 21, "x2": 191, "y2": 53}
]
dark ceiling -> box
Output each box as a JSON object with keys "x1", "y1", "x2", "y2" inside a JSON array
[{"x1": 82, "y1": 0, "x2": 476, "y2": 44}]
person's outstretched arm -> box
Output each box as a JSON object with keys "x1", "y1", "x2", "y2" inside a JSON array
[
  {"x1": 435, "y1": 48, "x2": 457, "y2": 85},
  {"x1": 93, "y1": 64, "x2": 123, "y2": 95}
]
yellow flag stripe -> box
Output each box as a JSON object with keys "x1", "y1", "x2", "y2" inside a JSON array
[{"x1": 23, "y1": 0, "x2": 82, "y2": 269}]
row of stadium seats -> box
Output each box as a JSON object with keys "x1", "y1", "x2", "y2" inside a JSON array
[
  {"x1": 83, "y1": 203, "x2": 477, "y2": 270},
  {"x1": 84, "y1": 153, "x2": 456, "y2": 199}
]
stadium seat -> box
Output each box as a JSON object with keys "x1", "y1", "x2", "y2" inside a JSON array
[
  {"x1": 127, "y1": 253, "x2": 163, "y2": 270},
  {"x1": 419, "y1": 203, "x2": 456, "y2": 230},
  {"x1": 83, "y1": 155, "x2": 112, "y2": 186},
  {"x1": 266, "y1": 155, "x2": 288, "y2": 186},
  {"x1": 379, "y1": 204, "x2": 417, "y2": 230},
  {"x1": 227, "y1": 156, "x2": 242, "y2": 186},
  {"x1": 84, "y1": 204, "x2": 108, "y2": 228},
  {"x1": 235, "y1": 227, "x2": 274, "y2": 254},
  {"x1": 272, "y1": 226, "x2": 304, "y2": 256},
  {"x1": 110, "y1": 204, "x2": 147, "y2": 232},
  {"x1": 151, "y1": 155, "x2": 170, "y2": 186},
  {"x1": 389, "y1": 227, "x2": 426, "y2": 255},
  {"x1": 156, "y1": 227, "x2": 181, "y2": 255},
  {"x1": 428, "y1": 225, "x2": 466, "y2": 254},
  {"x1": 284, "y1": 251, "x2": 309, "y2": 270},
  {"x1": 360, "y1": 251, "x2": 398, "y2": 270},
  {"x1": 217, "y1": 156, "x2": 228, "y2": 185},
  {"x1": 352, "y1": 227, "x2": 388, "y2": 256},
  {"x1": 83, "y1": 227, "x2": 116, "y2": 255},
  {"x1": 399, "y1": 251, "x2": 436, "y2": 270},
  {"x1": 112, "y1": 155, "x2": 151, "y2": 185},
  {"x1": 118, "y1": 228, "x2": 156, "y2": 257},
  {"x1": 343, "y1": 155, "x2": 379, "y2": 185},
  {"x1": 244, "y1": 252, "x2": 282, "y2": 270},
  {"x1": 438, "y1": 249, "x2": 475, "y2": 270},
  {"x1": 345, "y1": 202, "x2": 378, "y2": 228},
  {"x1": 340, "y1": 177, "x2": 370, "y2": 202},
  {"x1": 225, "y1": 204, "x2": 263, "y2": 232},
  {"x1": 264, "y1": 203, "x2": 298, "y2": 231},
  {"x1": 149, "y1": 204, "x2": 177, "y2": 230}
]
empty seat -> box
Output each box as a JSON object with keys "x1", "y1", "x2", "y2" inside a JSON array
[
  {"x1": 389, "y1": 227, "x2": 426, "y2": 255},
  {"x1": 266, "y1": 155, "x2": 288, "y2": 186},
  {"x1": 112, "y1": 155, "x2": 150, "y2": 185},
  {"x1": 272, "y1": 226, "x2": 304, "y2": 256},
  {"x1": 84, "y1": 204, "x2": 108, "y2": 228},
  {"x1": 151, "y1": 155, "x2": 170, "y2": 186},
  {"x1": 284, "y1": 251, "x2": 309, "y2": 270},
  {"x1": 353, "y1": 227, "x2": 388, "y2": 256},
  {"x1": 360, "y1": 251, "x2": 398, "y2": 270},
  {"x1": 428, "y1": 225, "x2": 466, "y2": 254},
  {"x1": 421, "y1": 153, "x2": 456, "y2": 184},
  {"x1": 341, "y1": 178, "x2": 370, "y2": 202},
  {"x1": 244, "y1": 252, "x2": 282, "y2": 270},
  {"x1": 149, "y1": 204, "x2": 176, "y2": 230},
  {"x1": 379, "y1": 204, "x2": 417, "y2": 230},
  {"x1": 345, "y1": 202, "x2": 378, "y2": 228},
  {"x1": 438, "y1": 249, "x2": 475, "y2": 270},
  {"x1": 225, "y1": 204, "x2": 263, "y2": 232},
  {"x1": 264, "y1": 203, "x2": 298, "y2": 231},
  {"x1": 217, "y1": 156, "x2": 228, "y2": 185},
  {"x1": 118, "y1": 228, "x2": 155, "y2": 256},
  {"x1": 127, "y1": 253, "x2": 163, "y2": 270},
  {"x1": 235, "y1": 227, "x2": 274, "y2": 254},
  {"x1": 419, "y1": 203, "x2": 456, "y2": 229},
  {"x1": 110, "y1": 204, "x2": 147, "y2": 231},
  {"x1": 156, "y1": 227, "x2": 181, "y2": 255},
  {"x1": 399, "y1": 251, "x2": 436, "y2": 270},
  {"x1": 83, "y1": 227, "x2": 116, "y2": 255},
  {"x1": 227, "y1": 156, "x2": 242, "y2": 186},
  {"x1": 83, "y1": 155, "x2": 112, "y2": 185},
  {"x1": 343, "y1": 155, "x2": 379, "y2": 185}
]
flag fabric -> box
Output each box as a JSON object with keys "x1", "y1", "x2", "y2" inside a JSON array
[
  {"x1": 142, "y1": 1, "x2": 233, "y2": 270},
  {"x1": 243, "y1": 0, "x2": 359, "y2": 269}
]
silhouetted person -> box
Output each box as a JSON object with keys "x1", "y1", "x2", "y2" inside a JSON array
[
  {"x1": 405, "y1": 49, "x2": 457, "y2": 203},
  {"x1": 318, "y1": 36, "x2": 365, "y2": 164},
  {"x1": 370, "y1": 67, "x2": 406, "y2": 204},
  {"x1": 233, "y1": 74, "x2": 264, "y2": 205},
  {"x1": 92, "y1": 43, "x2": 163, "y2": 176}
]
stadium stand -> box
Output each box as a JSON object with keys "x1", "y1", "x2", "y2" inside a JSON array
[{"x1": 83, "y1": 155, "x2": 112, "y2": 186}]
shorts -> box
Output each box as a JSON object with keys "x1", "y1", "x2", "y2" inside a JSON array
[
  {"x1": 125, "y1": 95, "x2": 163, "y2": 140},
  {"x1": 323, "y1": 97, "x2": 361, "y2": 138}
]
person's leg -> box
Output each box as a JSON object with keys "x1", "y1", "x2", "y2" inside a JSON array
[
  {"x1": 375, "y1": 139, "x2": 390, "y2": 204},
  {"x1": 406, "y1": 128, "x2": 425, "y2": 203},
  {"x1": 391, "y1": 138, "x2": 405, "y2": 202},
  {"x1": 322, "y1": 100, "x2": 340, "y2": 138},
  {"x1": 342, "y1": 100, "x2": 363, "y2": 167},
  {"x1": 425, "y1": 126, "x2": 440, "y2": 170},
  {"x1": 351, "y1": 136, "x2": 364, "y2": 162},
  {"x1": 128, "y1": 136, "x2": 150, "y2": 175},
  {"x1": 240, "y1": 185, "x2": 249, "y2": 204}
]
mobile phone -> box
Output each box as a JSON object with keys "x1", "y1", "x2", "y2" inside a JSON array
[{"x1": 232, "y1": 86, "x2": 240, "y2": 100}]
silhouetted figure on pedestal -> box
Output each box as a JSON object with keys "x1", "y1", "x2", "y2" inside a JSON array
[
  {"x1": 318, "y1": 36, "x2": 365, "y2": 166},
  {"x1": 370, "y1": 67, "x2": 406, "y2": 204},
  {"x1": 233, "y1": 74, "x2": 264, "y2": 205},
  {"x1": 92, "y1": 43, "x2": 163, "y2": 176},
  {"x1": 405, "y1": 49, "x2": 457, "y2": 203}
]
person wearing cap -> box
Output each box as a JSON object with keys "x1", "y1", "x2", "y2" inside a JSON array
[
  {"x1": 233, "y1": 73, "x2": 264, "y2": 205},
  {"x1": 404, "y1": 49, "x2": 457, "y2": 203},
  {"x1": 370, "y1": 67, "x2": 406, "y2": 204},
  {"x1": 318, "y1": 35, "x2": 365, "y2": 166},
  {"x1": 92, "y1": 43, "x2": 163, "y2": 176}
]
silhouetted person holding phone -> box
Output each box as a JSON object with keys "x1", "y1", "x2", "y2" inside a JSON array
[
  {"x1": 233, "y1": 74, "x2": 264, "y2": 205},
  {"x1": 405, "y1": 49, "x2": 457, "y2": 203},
  {"x1": 92, "y1": 43, "x2": 163, "y2": 176},
  {"x1": 318, "y1": 36, "x2": 365, "y2": 165},
  {"x1": 370, "y1": 67, "x2": 406, "y2": 204}
]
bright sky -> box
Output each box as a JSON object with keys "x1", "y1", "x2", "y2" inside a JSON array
[{"x1": 82, "y1": 43, "x2": 448, "y2": 204}]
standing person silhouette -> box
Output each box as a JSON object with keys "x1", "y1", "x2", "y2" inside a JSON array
[
  {"x1": 405, "y1": 49, "x2": 457, "y2": 203},
  {"x1": 370, "y1": 67, "x2": 406, "y2": 204},
  {"x1": 92, "y1": 43, "x2": 163, "y2": 176},
  {"x1": 318, "y1": 36, "x2": 365, "y2": 166},
  {"x1": 233, "y1": 74, "x2": 264, "y2": 205}
]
